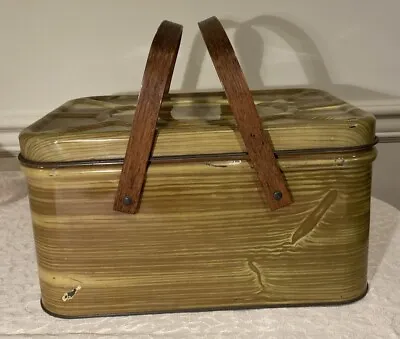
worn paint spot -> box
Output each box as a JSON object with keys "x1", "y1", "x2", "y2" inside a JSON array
[
  {"x1": 61, "y1": 285, "x2": 81, "y2": 302},
  {"x1": 291, "y1": 190, "x2": 338, "y2": 245},
  {"x1": 206, "y1": 160, "x2": 242, "y2": 168},
  {"x1": 48, "y1": 169, "x2": 57, "y2": 177},
  {"x1": 335, "y1": 157, "x2": 345, "y2": 166},
  {"x1": 206, "y1": 162, "x2": 228, "y2": 168}
]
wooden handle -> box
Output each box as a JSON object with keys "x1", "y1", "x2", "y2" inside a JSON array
[
  {"x1": 198, "y1": 16, "x2": 292, "y2": 210},
  {"x1": 113, "y1": 20, "x2": 182, "y2": 214},
  {"x1": 114, "y1": 17, "x2": 292, "y2": 214}
]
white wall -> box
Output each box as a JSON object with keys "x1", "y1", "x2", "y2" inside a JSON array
[{"x1": 1, "y1": 0, "x2": 400, "y2": 153}]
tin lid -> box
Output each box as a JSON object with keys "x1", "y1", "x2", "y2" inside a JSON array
[{"x1": 18, "y1": 88, "x2": 376, "y2": 164}]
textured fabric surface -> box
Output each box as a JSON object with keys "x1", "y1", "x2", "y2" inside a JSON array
[{"x1": 0, "y1": 170, "x2": 399, "y2": 339}]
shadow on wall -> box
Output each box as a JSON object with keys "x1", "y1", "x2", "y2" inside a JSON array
[
  {"x1": 0, "y1": 146, "x2": 14, "y2": 158},
  {"x1": 0, "y1": 144, "x2": 20, "y2": 170},
  {"x1": 182, "y1": 15, "x2": 398, "y2": 102}
]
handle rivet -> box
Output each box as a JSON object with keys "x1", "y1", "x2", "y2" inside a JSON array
[
  {"x1": 273, "y1": 191, "x2": 283, "y2": 201},
  {"x1": 123, "y1": 195, "x2": 133, "y2": 206}
]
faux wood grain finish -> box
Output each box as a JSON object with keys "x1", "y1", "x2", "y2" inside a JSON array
[
  {"x1": 198, "y1": 16, "x2": 292, "y2": 210},
  {"x1": 18, "y1": 89, "x2": 376, "y2": 163},
  {"x1": 113, "y1": 20, "x2": 182, "y2": 214},
  {"x1": 21, "y1": 149, "x2": 376, "y2": 317}
]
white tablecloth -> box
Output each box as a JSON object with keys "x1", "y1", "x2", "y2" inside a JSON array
[{"x1": 1, "y1": 171, "x2": 399, "y2": 339}]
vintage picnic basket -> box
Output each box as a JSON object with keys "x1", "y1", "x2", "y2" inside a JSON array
[{"x1": 18, "y1": 17, "x2": 378, "y2": 318}]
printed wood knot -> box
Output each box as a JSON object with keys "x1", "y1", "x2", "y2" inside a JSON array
[{"x1": 291, "y1": 190, "x2": 338, "y2": 245}]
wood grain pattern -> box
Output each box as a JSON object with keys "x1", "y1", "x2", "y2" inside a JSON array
[
  {"x1": 18, "y1": 89, "x2": 376, "y2": 163},
  {"x1": 113, "y1": 20, "x2": 182, "y2": 214},
  {"x1": 20, "y1": 148, "x2": 376, "y2": 317},
  {"x1": 198, "y1": 16, "x2": 292, "y2": 210}
]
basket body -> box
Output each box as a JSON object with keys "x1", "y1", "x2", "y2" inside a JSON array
[{"x1": 19, "y1": 89, "x2": 377, "y2": 317}]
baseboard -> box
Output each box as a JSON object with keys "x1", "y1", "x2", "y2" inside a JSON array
[
  {"x1": 369, "y1": 110, "x2": 400, "y2": 143},
  {"x1": 1, "y1": 100, "x2": 400, "y2": 156}
]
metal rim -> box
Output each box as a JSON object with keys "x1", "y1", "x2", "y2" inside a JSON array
[{"x1": 18, "y1": 137, "x2": 379, "y2": 169}]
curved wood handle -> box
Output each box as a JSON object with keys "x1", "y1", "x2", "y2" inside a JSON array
[
  {"x1": 113, "y1": 20, "x2": 182, "y2": 214},
  {"x1": 198, "y1": 16, "x2": 292, "y2": 210}
]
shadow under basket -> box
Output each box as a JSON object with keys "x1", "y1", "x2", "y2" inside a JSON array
[{"x1": 18, "y1": 17, "x2": 377, "y2": 318}]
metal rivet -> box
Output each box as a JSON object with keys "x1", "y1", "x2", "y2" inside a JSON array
[
  {"x1": 123, "y1": 195, "x2": 133, "y2": 206},
  {"x1": 273, "y1": 191, "x2": 283, "y2": 201}
]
